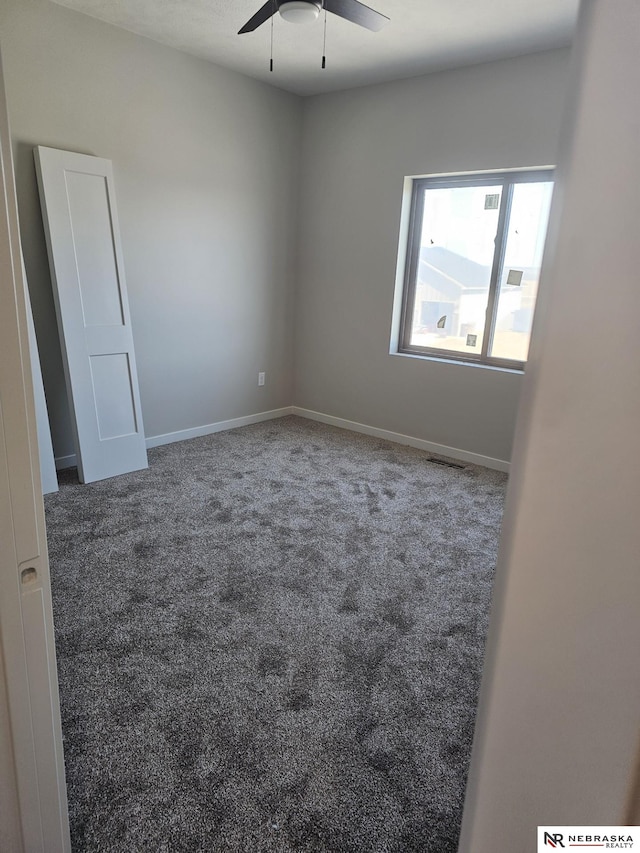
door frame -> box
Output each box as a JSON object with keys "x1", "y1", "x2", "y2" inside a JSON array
[{"x1": 0, "y1": 50, "x2": 71, "y2": 853}]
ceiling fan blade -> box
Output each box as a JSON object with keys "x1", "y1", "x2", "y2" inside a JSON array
[
  {"x1": 323, "y1": 0, "x2": 389, "y2": 32},
  {"x1": 238, "y1": 1, "x2": 277, "y2": 34}
]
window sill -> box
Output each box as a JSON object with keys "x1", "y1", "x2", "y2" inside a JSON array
[{"x1": 389, "y1": 349, "x2": 525, "y2": 375}]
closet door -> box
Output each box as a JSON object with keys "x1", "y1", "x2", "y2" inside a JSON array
[{"x1": 35, "y1": 147, "x2": 147, "y2": 483}]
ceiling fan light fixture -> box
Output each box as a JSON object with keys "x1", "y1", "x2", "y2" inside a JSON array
[{"x1": 278, "y1": 1, "x2": 321, "y2": 25}]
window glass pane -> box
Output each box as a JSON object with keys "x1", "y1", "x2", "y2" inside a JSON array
[
  {"x1": 490, "y1": 181, "x2": 554, "y2": 362},
  {"x1": 408, "y1": 184, "x2": 501, "y2": 356}
]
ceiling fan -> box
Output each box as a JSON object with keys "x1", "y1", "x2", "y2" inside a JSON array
[{"x1": 238, "y1": 0, "x2": 389, "y2": 35}]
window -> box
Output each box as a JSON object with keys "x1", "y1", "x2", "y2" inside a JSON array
[{"x1": 398, "y1": 169, "x2": 554, "y2": 369}]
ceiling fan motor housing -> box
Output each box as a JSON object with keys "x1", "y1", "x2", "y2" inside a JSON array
[
  {"x1": 238, "y1": 0, "x2": 388, "y2": 35},
  {"x1": 277, "y1": 1, "x2": 322, "y2": 24}
]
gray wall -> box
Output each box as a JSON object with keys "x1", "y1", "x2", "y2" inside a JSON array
[
  {"x1": 0, "y1": 0, "x2": 302, "y2": 459},
  {"x1": 459, "y1": 1, "x2": 640, "y2": 847},
  {"x1": 0, "y1": 0, "x2": 573, "y2": 468},
  {"x1": 294, "y1": 49, "x2": 572, "y2": 464}
]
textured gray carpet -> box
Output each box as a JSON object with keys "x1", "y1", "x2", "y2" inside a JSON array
[{"x1": 45, "y1": 415, "x2": 506, "y2": 853}]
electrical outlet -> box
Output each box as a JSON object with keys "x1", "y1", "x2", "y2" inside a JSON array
[{"x1": 258, "y1": 372, "x2": 265, "y2": 387}]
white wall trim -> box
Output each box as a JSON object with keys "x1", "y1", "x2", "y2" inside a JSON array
[
  {"x1": 54, "y1": 453, "x2": 77, "y2": 471},
  {"x1": 292, "y1": 407, "x2": 510, "y2": 472},
  {"x1": 56, "y1": 404, "x2": 510, "y2": 473},
  {"x1": 145, "y1": 407, "x2": 294, "y2": 450},
  {"x1": 55, "y1": 408, "x2": 294, "y2": 468}
]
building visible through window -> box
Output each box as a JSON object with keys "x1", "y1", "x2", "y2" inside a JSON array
[{"x1": 398, "y1": 170, "x2": 554, "y2": 368}]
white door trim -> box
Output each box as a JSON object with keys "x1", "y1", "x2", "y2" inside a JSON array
[{"x1": 0, "y1": 51, "x2": 70, "y2": 853}]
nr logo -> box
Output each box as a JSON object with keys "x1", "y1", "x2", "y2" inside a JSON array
[{"x1": 544, "y1": 832, "x2": 565, "y2": 848}]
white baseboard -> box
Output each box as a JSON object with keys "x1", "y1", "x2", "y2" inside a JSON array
[
  {"x1": 55, "y1": 408, "x2": 294, "y2": 468},
  {"x1": 145, "y1": 407, "x2": 294, "y2": 450},
  {"x1": 54, "y1": 453, "x2": 77, "y2": 471},
  {"x1": 56, "y1": 405, "x2": 509, "y2": 474},
  {"x1": 291, "y1": 407, "x2": 510, "y2": 473}
]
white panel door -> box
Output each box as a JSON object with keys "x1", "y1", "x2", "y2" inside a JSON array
[{"x1": 34, "y1": 146, "x2": 147, "y2": 483}]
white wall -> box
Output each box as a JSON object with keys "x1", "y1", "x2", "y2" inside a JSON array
[
  {"x1": 0, "y1": 1, "x2": 573, "y2": 468},
  {"x1": 0, "y1": 0, "x2": 302, "y2": 460},
  {"x1": 459, "y1": 1, "x2": 640, "y2": 848},
  {"x1": 294, "y1": 49, "x2": 571, "y2": 464}
]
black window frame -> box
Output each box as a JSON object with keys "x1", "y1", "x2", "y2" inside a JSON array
[{"x1": 398, "y1": 168, "x2": 554, "y2": 371}]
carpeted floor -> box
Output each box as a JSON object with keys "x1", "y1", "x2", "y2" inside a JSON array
[{"x1": 45, "y1": 415, "x2": 506, "y2": 853}]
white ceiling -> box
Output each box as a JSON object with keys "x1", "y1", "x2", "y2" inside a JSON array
[{"x1": 50, "y1": 0, "x2": 580, "y2": 96}]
